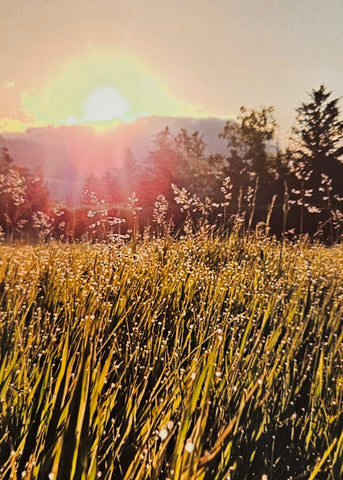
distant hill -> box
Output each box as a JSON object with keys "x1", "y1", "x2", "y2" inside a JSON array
[{"x1": 0, "y1": 116, "x2": 228, "y2": 205}]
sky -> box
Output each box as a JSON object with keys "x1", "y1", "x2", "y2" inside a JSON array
[{"x1": 1, "y1": 0, "x2": 343, "y2": 136}]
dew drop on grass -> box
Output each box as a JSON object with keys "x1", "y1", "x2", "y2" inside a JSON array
[
  {"x1": 159, "y1": 427, "x2": 168, "y2": 440},
  {"x1": 167, "y1": 420, "x2": 174, "y2": 430},
  {"x1": 185, "y1": 439, "x2": 194, "y2": 453}
]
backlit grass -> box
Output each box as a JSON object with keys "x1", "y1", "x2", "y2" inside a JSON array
[{"x1": 0, "y1": 233, "x2": 343, "y2": 479}]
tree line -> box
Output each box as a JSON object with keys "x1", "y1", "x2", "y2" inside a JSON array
[{"x1": 1, "y1": 85, "x2": 343, "y2": 242}]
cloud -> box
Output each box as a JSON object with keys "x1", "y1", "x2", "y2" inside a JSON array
[
  {"x1": 0, "y1": 110, "x2": 42, "y2": 133},
  {"x1": 0, "y1": 117, "x2": 29, "y2": 132}
]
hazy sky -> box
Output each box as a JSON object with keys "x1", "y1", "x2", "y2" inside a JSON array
[{"x1": 1, "y1": 0, "x2": 343, "y2": 135}]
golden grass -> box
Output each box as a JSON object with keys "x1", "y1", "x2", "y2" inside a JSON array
[{"x1": 0, "y1": 233, "x2": 343, "y2": 479}]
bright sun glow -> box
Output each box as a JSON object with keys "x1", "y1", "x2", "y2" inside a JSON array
[
  {"x1": 85, "y1": 86, "x2": 129, "y2": 122},
  {"x1": 16, "y1": 52, "x2": 205, "y2": 132}
]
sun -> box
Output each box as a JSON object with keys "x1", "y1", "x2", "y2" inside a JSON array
[{"x1": 85, "y1": 86, "x2": 129, "y2": 122}]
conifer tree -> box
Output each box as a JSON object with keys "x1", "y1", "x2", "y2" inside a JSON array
[
  {"x1": 292, "y1": 85, "x2": 343, "y2": 196},
  {"x1": 290, "y1": 86, "x2": 343, "y2": 238}
]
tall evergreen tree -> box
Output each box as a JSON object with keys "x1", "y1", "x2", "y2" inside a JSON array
[
  {"x1": 290, "y1": 86, "x2": 343, "y2": 238},
  {"x1": 292, "y1": 85, "x2": 343, "y2": 196}
]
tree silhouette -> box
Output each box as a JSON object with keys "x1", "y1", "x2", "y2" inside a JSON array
[
  {"x1": 292, "y1": 85, "x2": 343, "y2": 196},
  {"x1": 218, "y1": 106, "x2": 279, "y2": 220},
  {"x1": 290, "y1": 86, "x2": 343, "y2": 239},
  {"x1": 220, "y1": 106, "x2": 277, "y2": 179}
]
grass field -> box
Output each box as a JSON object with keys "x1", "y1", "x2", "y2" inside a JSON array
[{"x1": 1, "y1": 233, "x2": 343, "y2": 479}]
